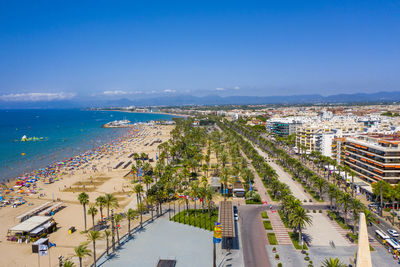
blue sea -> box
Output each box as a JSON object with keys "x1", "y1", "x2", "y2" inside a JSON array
[{"x1": 0, "y1": 109, "x2": 175, "y2": 181}]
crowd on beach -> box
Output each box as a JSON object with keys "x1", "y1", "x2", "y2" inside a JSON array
[{"x1": 0, "y1": 126, "x2": 147, "y2": 206}]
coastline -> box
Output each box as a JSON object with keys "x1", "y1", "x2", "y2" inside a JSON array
[
  {"x1": 96, "y1": 109, "x2": 190, "y2": 118},
  {"x1": 0, "y1": 123, "x2": 175, "y2": 267}
]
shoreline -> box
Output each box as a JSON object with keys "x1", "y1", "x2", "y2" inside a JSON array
[
  {"x1": 96, "y1": 109, "x2": 190, "y2": 118},
  {"x1": 0, "y1": 123, "x2": 174, "y2": 267}
]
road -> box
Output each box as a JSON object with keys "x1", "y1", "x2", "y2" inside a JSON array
[{"x1": 238, "y1": 205, "x2": 271, "y2": 267}]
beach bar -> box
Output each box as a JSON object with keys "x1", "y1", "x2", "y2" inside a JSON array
[{"x1": 8, "y1": 216, "x2": 56, "y2": 242}]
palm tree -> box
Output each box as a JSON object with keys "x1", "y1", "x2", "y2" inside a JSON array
[
  {"x1": 327, "y1": 184, "x2": 337, "y2": 210},
  {"x1": 363, "y1": 209, "x2": 375, "y2": 226},
  {"x1": 290, "y1": 206, "x2": 312, "y2": 245},
  {"x1": 95, "y1": 196, "x2": 106, "y2": 220},
  {"x1": 104, "y1": 193, "x2": 119, "y2": 219},
  {"x1": 314, "y1": 178, "x2": 326, "y2": 200},
  {"x1": 351, "y1": 199, "x2": 362, "y2": 234},
  {"x1": 63, "y1": 260, "x2": 75, "y2": 267},
  {"x1": 114, "y1": 214, "x2": 122, "y2": 246},
  {"x1": 126, "y1": 208, "x2": 137, "y2": 236},
  {"x1": 134, "y1": 184, "x2": 144, "y2": 206},
  {"x1": 104, "y1": 230, "x2": 111, "y2": 256},
  {"x1": 88, "y1": 205, "x2": 98, "y2": 229},
  {"x1": 321, "y1": 257, "x2": 347, "y2": 267},
  {"x1": 74, "y1": 243, "x2": 91, "y2": 267},
  {"x1": 339, "y1": 193, "x2": 352, "y2": 224},
  {"x1": 131, "y1": 165, "x2": 138, "y2": 182},
  {"x1": 143, "y1": 175, "x2": 154, "y2": 195},
  {"x1": 87, "y1": 231, "x2": 103, "y2": 267},
  {"x1": 137, "y1": 202, "x2": 147, "y2": 227},
  {"x1": 78, "y1": 192, "x2": 89, "y2": 231}
]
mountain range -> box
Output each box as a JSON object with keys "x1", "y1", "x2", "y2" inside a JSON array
[{"x1": 1, "y1": 91, "x2": 400, "y2": 109}]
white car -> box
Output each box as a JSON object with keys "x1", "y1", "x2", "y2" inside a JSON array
[
  {"x1": 388, "y1": 229, "x2": 399, "y2": 237},
  {"x1": 234, "y1": 214, "x2": 239, "y2": 221}
]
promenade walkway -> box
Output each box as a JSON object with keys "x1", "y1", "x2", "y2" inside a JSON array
[{"x1": 267, "y1": 210, "x2": 292, "y2": 245}]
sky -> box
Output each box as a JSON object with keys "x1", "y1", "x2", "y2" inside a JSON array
[{"x1": 0, "y1": 0, "x2": 399, "y2": 102}]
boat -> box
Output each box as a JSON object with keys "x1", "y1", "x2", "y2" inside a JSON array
[
  {"x1": 102, "y1": 119, "x2": 132, "y2": 128},
  {"x1": 19, "y1": 135, "x2": 46, "y2": 142}
]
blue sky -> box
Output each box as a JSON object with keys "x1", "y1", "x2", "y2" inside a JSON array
[{"x1": 0, "y1": 0, "x2": 399, "y2": 102}]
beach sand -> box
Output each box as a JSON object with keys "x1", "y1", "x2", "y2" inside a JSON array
[{"x1": 0, "y1": 124, "x2": 174, "y2": 267}]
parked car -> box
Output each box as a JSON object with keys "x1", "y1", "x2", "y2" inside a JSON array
[
  {"x1": 234, "y1": 214, "x2": 239, "y2": 221},
  {"x1": 388, "y1": 229, "x2": 399, "y2": 237}
]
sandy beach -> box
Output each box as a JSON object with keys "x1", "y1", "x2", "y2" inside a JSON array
[{"x1": 0, "y1": 123, "x2": 174, "y2": 267}]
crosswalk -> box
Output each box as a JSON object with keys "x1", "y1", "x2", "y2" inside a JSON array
[{"x1": 267, "y1": 210, "x2": 292, "y2": 245}]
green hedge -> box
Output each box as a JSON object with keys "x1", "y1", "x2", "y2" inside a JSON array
[{"x1": 261, "y1": 211, "x2": 269, "y2": 219}]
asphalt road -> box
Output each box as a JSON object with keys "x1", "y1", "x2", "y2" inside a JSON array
[{"x1": 238, "y1": 205, "x2": 271, "y2": 267}]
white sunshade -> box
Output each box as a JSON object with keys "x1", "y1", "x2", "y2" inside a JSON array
[{"x1": 9, "y1": 216, "x2": 52, "y2": 233}]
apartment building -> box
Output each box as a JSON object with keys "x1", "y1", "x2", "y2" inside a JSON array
[
  {"x1": 296, "y1": 120, "x2": 363, "y2": 156},
  {"x1": 337, "y1": 134, "x2": 400, "y2": 184},
  {"x1": 267, "y1": 118, "x2": 303, "y2": 136}
]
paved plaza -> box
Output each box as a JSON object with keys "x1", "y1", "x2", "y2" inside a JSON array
[
  {"x1": 97, "y1": 217, "x2": 214, "y2": 267},
  {"x1": 303, "y1": 213, "x2": 351, "y2": 247},
  {"x1": 266, "y1": 245, "x2": 395, "y2": 267}
]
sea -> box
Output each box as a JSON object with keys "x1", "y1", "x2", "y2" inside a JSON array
[{"x1": 0, "y1": 109, "x2": 176, "y2": 182}]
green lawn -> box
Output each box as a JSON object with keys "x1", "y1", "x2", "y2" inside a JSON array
[
  {"x1": 288, "y1": 231, "x2": 308, "y2": 250},
  {"x1": 261, "y1": 211, "x2": 269, "y2": 219},
  {"x1": 267, "y1": 233, "x2": 278, "y2": 245},
  {"x1": 171, "y1": 209, "x2": 218, "y2": 231},
  {"x1": 263, "y1": 220, "x2": 273, "y2": 230}
]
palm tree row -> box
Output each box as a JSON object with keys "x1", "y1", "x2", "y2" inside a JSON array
[{"x1": 224, "y1": 119, "x2": 376, "y2": 232}]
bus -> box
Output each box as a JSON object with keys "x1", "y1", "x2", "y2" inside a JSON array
[
  {"x1": 375, "y1": 229, "x2": 390, "y2": 243},
  {"x1": 386, "y1": 238, "x2": 400, "y2": 252}
]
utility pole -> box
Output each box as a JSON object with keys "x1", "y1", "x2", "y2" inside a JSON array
[{"x1": 111, "y1": 209, "x2": 116, "y2": 252}]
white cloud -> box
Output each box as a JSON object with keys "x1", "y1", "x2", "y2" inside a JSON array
[
  {"x1": 216, "y1": 87, "x2": 225, "y2": 91},
  {"x1": 233, "y1": 86, "x2": 240, "y2": 90},
  {"x1": 103, "y1": 90, "x2": 129, "y2": 96},
  {"x1": 0, "y1": 92, "x2": 76, "y2": 102},
  {"x1": 163, "y1": 89, "x2": 176, "y2": 93}
]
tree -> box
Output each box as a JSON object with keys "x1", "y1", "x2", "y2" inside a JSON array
[
  {"x1": 372, "y1": 180, "x2": 391, "y2": 215},
  {"x1": 88, "y1": 205, "x2": 98, "y2": 229},
  {"x1": 104, "y1": 193, "x2": 119, "y2": 219},
  {"x1": 95, "y1": 196, "x2": 106, "y2": 220},
  {"x1": 74, "y1": 243, "x2": 91, "y2": 267},
  {"x1": 143, "y1": 175, "x2": 154, "y2": 195},
  {"x1": 114, "y1": 214, "x2": 122, "y2": 246},
  {"x1": 63, "y1": 260, "x2": 75, "y2": 267},
  {"x1": 339, "y1": 193, "x2": 352, "y2": 224},
  {"x1": 327, "y1": 184, "x2": 337, "y2": 210},
  {"x1": 137, "y1": 202, "x2": 147, "y2": 227},
  {"x1": 104, "y1": 230, "x2": 111, "y2": 256},
  {"x1": 78, "y1": 192, "x2": 89, "y2": 231},
  {"x1": 134, "y1": 184, "x2": 144, "y2": 207},
  {"x1": 314, "y1": 178, "x2": 326, "y2": 200},
  {"x1": 351, "y1": 199, "x2": 363, "y2": 234},
  {"x1": 290, "y1": 206, "x2": 312, "y2": 244},
  {"x1": 131, "y1": 165, "x2": 138, "y2": 182},
  {"x1": 321, "y1": 257, "x2": 347, "y2": 267},
  {"x1": 126, "y1": 208, "x2": 137, "y2": 236},
  {"x1": 87, "y1": 231, "x2": 103, "y2": 267}
]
